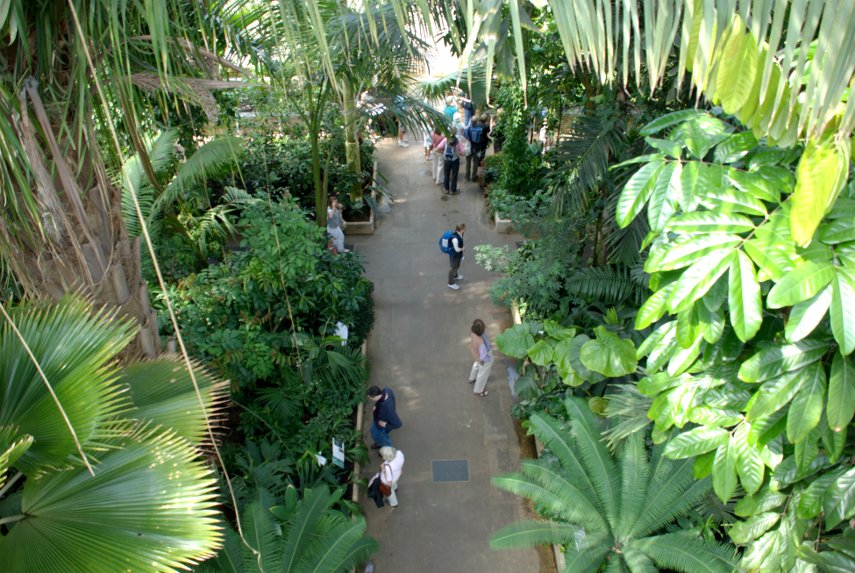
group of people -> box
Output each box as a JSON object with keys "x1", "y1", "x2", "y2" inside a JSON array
[
  {"x1": 365, "y1": 316, "x2": 494, "y2": 509},
  {"x1": 421, "y1": 93, "x2": 491, "y2": 196}
]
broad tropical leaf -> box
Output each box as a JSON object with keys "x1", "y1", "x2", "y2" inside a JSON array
[
  {"x1": 827, "y1": 352, "x2": 855, "y2": 432},
  {"x1": 791, "y1": 137, "x2": 851, "y2": 246},
  {"x1": 728, "y1": 251, "x2": 762, "y2": 342},
  {"x1": 786, "y1": 364, "x2": 826, "y2": 443},
  {"x1": 767, "y1": 260, "x2": 836, "y2": 309},
  {"x1": 0, "y1": 429, "x2": 222, "y2": 573},
  {"x1": 830, "y1": 271, "x2": 855, "y2": 355},
  {"x1": 580, "y1": 326, "x2": 637, "y2": 377}
]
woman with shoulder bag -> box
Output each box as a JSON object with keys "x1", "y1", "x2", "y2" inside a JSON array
[
  {"x1": 379, "y1": 446, "x2": 405, "y2": 508},
  {"x1": 468, "y1": 318, "x2": 493, "y2": 397}
]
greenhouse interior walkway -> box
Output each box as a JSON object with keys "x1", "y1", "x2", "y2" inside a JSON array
[{"x1": 349, "y1": 139, "x2": 555, "y2": 573}]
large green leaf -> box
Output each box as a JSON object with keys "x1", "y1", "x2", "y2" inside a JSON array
[
  {"x1": 667, "y1": 249, "x2": 735, "y2": 313},
  {"x1": 728, "y1": 250, "x2": 763, "y2": 342},
  {"x1": 0, "y1": 297, "x2": 134, "y2": 474},
  {"x1": 647, "y1": 233, "x2": 743, "y2": 273},
  {"x1": 767, "y1": 260, "x2": 836, "y2": 308},
  {"x1": 671, "y1": 114, "x2": 731, "y2": 160},
  {"x1": 824, "y1": 467, "x2": 855, "y2": 529},
  {"x1": 738, "y1": 340, "x2": 827, "y2": 383},
  {"x1": 712, "y1": 438, "x2": 738, "y2": 502},
  {"x1": 830, "y1": 271, "x2": 855, "y2": 355},
  {"x1": 123, "y1": 357, "x2": 228, "y2": 447},
  {"x1": 663, "y1": 426, "x2": 729, "y2": 459},
  {"x1": 616, "y1": 160, "x2": 665, "y2": 228},
  {"x1": 784, "y1": 286, "x2": 832, "y2": 342},
  {"x1": 714, "y1": 132, "x2": 760, "y2": 164},
  {"x1": 527, "y1": 339, "x2": 555, "y2": 367},
  {"x1": 743, "y1": 205, "x2": 799, "y2": 281},
  {"x1": 827, "y1": 352, "x2": 855, "y2": 432},
  {"x1": 791, "y1": 136, "x2": 850, "y2": 247},
  {"x1": 716, "y1": 25, "x2": 758, "y2": 113},
  {"x1": 640, "y1": 109, "x2": 706, "y2": 136},
  {"x1": 665, "y1": 211, "x2": 755, "y2": 235},
  {"x1": 747, "y1": 369, "x2": 809, "y2": 422},
  {"x1": 786, "y1": 364, "x2": 826, "y2": 443},
  {"x1": 495, "y1": 324, "x2": 535, "y2": 359},
  {"x1": 647, "y1": 162, "x2": 680, "y2": 232},
  {"x1": 727, "y1": 167, "x2": 781, "y2": 203},
  {"x1": 580, "y1": 326, "x2": 637, "y2": 377},
  {"x1": 728, "y1": 512, "x2": 781, "y2": 545},
  {"x1": 732, "y1": 424, "x2": 765, "y2": 495},
  {"x1": 0, "y1": 429, "x2": 222, "y2": 573}
]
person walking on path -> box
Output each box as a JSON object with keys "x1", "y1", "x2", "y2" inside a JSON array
[
  {"x1": 379, "y1": 446, "x2": 405, "y2": 508},
  {"x1": 464, "y1": 117, "x2": 485, "y2": 182},
  {"x1": 447, "y1": 223, "x2": 465, "y2": 290},
  {"x1": 442, "y1": 135, "x2": 465, "y2": 195},
  {"x1": 429, "y1": 128, "x2": 445, "y2": 185},
  {"x1": 468, "y1": 318, "x2": 493, "y2": 397},
  {"x1": 368, "y1": 385, "x2": 402, "y2": 448},
  {"x1": 326, "y1": 195, "x2": 346, "y2": 253}
]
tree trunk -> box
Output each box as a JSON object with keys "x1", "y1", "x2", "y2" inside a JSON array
[
  {"x1": 5, "y1": 82, "x2": 160, "y2": 358},
  {"x1": 341, "y1": 82, "x2": 363, "y2": 202}
]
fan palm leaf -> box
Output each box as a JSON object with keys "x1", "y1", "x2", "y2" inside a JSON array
[
  {"x1": 122, "y1": 356, "x2": 229, "y2": 447},
  {"x1": 0, "y1": 296, "x2": 134, "y2": 473},
  {"x1": 0, "y1": 427, "x2": 222, "y2": 573},
  {"x1": 0, "y1": 296, "x2": 228, "y2": 572}
]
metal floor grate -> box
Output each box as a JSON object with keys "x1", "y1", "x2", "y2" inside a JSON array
[{"x1": 431, "y1": 459, "x2": 469, "y2": 482}]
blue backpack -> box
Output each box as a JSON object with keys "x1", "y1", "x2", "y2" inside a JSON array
[
  {"x1": 469, "y1": 124, "x2": 483, "y2": 144},
  {"x1": 439, "y1": 230, "x2": 454, "y2": 254}
]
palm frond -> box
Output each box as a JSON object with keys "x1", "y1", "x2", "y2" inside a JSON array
[
  {"x1": 603, "y1": 385, "x2": 654, "y2": 448},
  {"x1": 157, "y1": 136, "x2": 244, "y2": 217},
  {"x1": 294, "y1": 513, "x2": 377, "y2": 573},
  {"x1": 490, "y1": 520, "x2": 589, "y2": 550},
  {"x1": 631, "y1": 532, "x2": 738, "y2": 573},
  {"x1": 492, "y1": 471, "x2": 607, "y2": 532},
  {"x1": 615, "y1": 432, "x2": 649, "y2": 539},
  {"x1": 621, "y1": 545, "x2": 658, "y2": 573},
  {"x1": 564, "y1": 265, "x2": 649, "y2": 306},
  {"x1": 2, "y1": 427, "x2": 222, "y2": 573},
  {"x1": 526, "y1": 412, "x2": 600, "y2": 506},
  {"x1": 515, "y1": 460, "x2": 610, "y2": 532},
  {"x1": 121, "y1": 130, "x2": 177, "y2": 237},
  {"x1": 547, "y1": 112, "x2": 626, "y2": 217},
  {"x1": 563, "y1": 397, "x2": 620, "y2": 528},
  {"x1": 121, "y1": 355, "x2": 230, "y2": 447},
  {"x1": 279, "y1": 486, "x2": 331, "y2": 573},
  {"x1": 605, "y1": 214, "x2": 649, "y2": 266},
  {"x1": 240, "y1": 494, "x2": 281, "y2": 573},
  {"x1": 561, "y1": 536, "x2": 614, "y2": 573},
  {"x1": 0, "y1": 296, "x2": 134, "y2": 474},
  {"x1": 630, "y1": 451, "x2": 709, "y2": 538}
]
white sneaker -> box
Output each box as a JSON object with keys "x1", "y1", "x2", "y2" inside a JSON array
[
  {"x1": 447, "y1": 283, "x2": 460, "y2": 290},
  {"x1": 455, "y1": 275, "x2": 463, "y2": 280}
]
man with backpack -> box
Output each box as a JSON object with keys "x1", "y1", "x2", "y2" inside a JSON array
[
  {"x1": 442, "y1": 135, "x2": 465, "y2": 195},
  {"x1": 464, "y1": 117, "x2": 485, "y2": 182},
  {"x1": 441, "y1": 223, "x2": 466, "y2": 290}
]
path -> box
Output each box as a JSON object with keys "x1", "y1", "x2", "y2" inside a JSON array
[{"x1": 349, "y1": 139, "x2": 554, "y2": 573}]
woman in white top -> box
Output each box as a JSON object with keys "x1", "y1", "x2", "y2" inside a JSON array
[
  {"x1": 379, "y1": 446, "x2": 405, "y2": 508},
  {"x1": 326, "y1": 195, "x2": 346, "y2": 253},
  {"x1": 468, "y1": 318, "x2": 493, "y2": 397}
]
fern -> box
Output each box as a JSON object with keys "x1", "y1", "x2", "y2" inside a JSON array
[
  {"x1": 121, "y1": 129, "x2": 177, "y2": 237},
  {"x1": 564, "y1": 265, "x2": 649, "y2": 306}
]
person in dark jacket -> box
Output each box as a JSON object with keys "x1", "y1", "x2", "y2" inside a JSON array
[{"x1": 367, "y1": 385, "x2": 402, "y2": 448}]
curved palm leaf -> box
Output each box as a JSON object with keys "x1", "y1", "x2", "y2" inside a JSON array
[
  {"x1": 491, "y1": 397, "x2": 738, "y2": 571},
  {"x1": 122, "y1": 356, "x2": 229, "y2": 447},
  {"x1": 490, "y1": 520, "x2": 587, "y2": 549},
  {"x1": 122, "y1": 129, "x2": 179, "y2": 237},
  {"x1": 0, "y1": 428, "x2": 222, "y2": 573},
  {"x1": 0, "y1": 296, "x2": 134, "y2": 473},
  {"x1": 632, "y1": 532, "x2": 737, "y2": 573}
]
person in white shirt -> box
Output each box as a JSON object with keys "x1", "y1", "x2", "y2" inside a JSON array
[
  {"x1": 468, "y1": 318, "x2": 493, "y2": 397},
  {"x1": 379, "y1": 446, "x2": 405, "y2": 508}
]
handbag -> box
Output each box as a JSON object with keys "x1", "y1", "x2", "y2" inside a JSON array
[
  {"x1": 463, "y1": 138, "x2": 472, "y2": 156},
  {"x1": 379, "y1": 462, "x2": 393, "y2": 496}
]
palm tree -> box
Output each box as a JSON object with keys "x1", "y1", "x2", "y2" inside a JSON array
[
  {"x1": 0, "y1": 0, "x2": 245, "y2": 356},
  {"x1": 0, "y1": 295, "x2": 227, "y2": 572},
  {"x1": 491, "y1": 397, "x2": 737, "y2": 573},
  {"x1": 196, "y1": 486, "x2": 377, "y2": 573}
]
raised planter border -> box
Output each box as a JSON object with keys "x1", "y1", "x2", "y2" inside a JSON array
[
  {"x1": 511, "y1": 301, "x2": 565, "y2": 573},
  {"x1": 494, "y1": 211, "x2": 513, "y2": 234}
]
